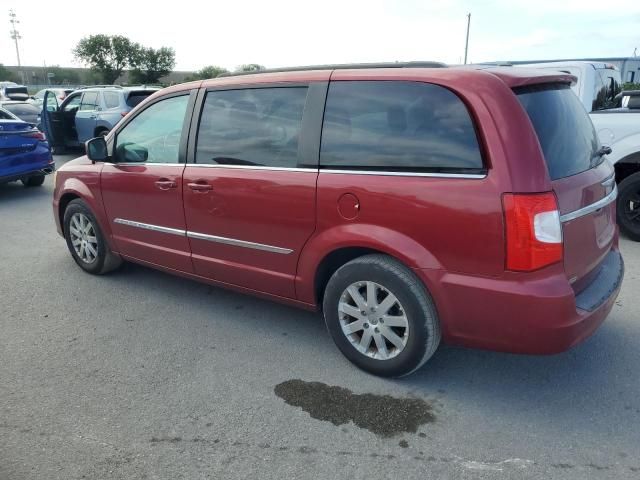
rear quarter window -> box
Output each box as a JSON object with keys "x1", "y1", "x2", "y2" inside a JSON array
[
  {"x1": 126, "y1": 91, "x2": 154, "y2": 108},
  {"x1": 516, "y1": 84, "x2": 599, "y2": 180},
  {"x1": 320, "y1": 81, "x2": 484, "y2": 172}
]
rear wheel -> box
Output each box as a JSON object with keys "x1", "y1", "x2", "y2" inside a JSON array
[
  {"x1": 97, "y1": 128, "x2": 110, "y2": 137},
  {"x1": 322, "y1": 254, "x2": 441, "y2": 377},
  {"x1": 616, "y1": 171, "x2": 640, "y2": 241},
  {"x1": 22, "y1": 175, "x2": 45, "y2": 187},
  {"x1": 63, "y1": 199, "x2": 122, "y2": 274}
]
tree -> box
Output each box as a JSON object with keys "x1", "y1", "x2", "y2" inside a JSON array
[
  {"x1": 46, "y1": 66, "x2": 80, "y2": 85},
  {"x1": 0, "y1": 64, "x2": 18, "y2": 83},
  {"x1": 129, "y1": 47, "x2": 176, "y2": 84},
  {"x1": 184, "y1": 65, "x2": 229, "y2": 81},
  {"x1": 73, "y1": 34, "x2": 139, "y2": 84},
  {"x1": 236, "y1": 63, "x2": 265, "y2": 72}
]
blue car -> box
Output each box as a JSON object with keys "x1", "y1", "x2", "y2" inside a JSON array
[
  {"x1": 41, "y1": 86, "x2": 158, "y2": 152},
  {"x1": 0, "y1": 107, "x2": 54, "y2": 187}
]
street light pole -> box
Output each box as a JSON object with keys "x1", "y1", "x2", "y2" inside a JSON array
[
  {"x1": 464, "y1": 13, "x2": 471, "y2": 65},
  {"x1": 9, "y1": 9, "x2": 24, "y2": 83}
]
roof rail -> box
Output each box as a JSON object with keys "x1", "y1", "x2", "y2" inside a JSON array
[
  {"x1": 76, "y1": 85, "x2": 123, "y2": 89},
  {"x1": 218, "y1": 61, "x2": 447, "y2": 77}
]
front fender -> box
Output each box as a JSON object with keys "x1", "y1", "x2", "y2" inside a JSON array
[
  {"x1": 56, "y1": 175, "x2": 116, "y2": 252},
  {"x1": 295, "y1": 224, "x2": 443, "y2": 304}
]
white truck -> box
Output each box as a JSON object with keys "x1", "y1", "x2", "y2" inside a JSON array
[{"x1": 519, "y1": 61, "x2": 640, "y2": 241}]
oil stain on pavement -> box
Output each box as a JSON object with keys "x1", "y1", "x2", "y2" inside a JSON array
[{"x1": 274, "y1": 379, "x2": 435, "y2": 437}]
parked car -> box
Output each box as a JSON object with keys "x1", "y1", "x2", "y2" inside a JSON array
[
  {"x1": 0, "y1": 83, "x2": 29, "y2": 101},
  {"x1": 52, "y1": 63, "x2": 623, "y2": 377},
  {"x1": 0, "y1": 100, "x2": 41, "y2": 126},
  {"x1": 518, "y1": 61, "x2": 640, "y2": 241},
  {"x1": 41, "y1": 86, "x2": 159, "y2": 151},
  {"x1": 0, "y1": 107, "x2": 54, "y2": 187},
  {"x1": 29, "y1": 88, "x2": 74, "y2": 108}
]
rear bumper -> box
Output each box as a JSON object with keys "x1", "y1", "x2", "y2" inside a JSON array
[
  {"x1": 416, "y1": 249, "x2": 624, "y2": 355},
  {"x1": 0, "y1": 160, "x2": 55, "y2": 184}
]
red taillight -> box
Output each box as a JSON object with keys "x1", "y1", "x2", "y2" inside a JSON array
[
  {"x1": 22, "y1": 130, "x2": 46, "y2": 141},
  {"x1": 120, "y1": 111, "x2": 128, "y2": 117},
  {"x1": 502, "y1": 193, "x2": 563, "y2": 271}
]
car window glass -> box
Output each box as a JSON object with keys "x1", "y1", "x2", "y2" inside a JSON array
[
  {"x1": 0, "y1": 109, "x2": 14, "y2": 119},
  {"x1": 79, "y1": 92, "x2": 99, "y2": 111},
  {"x1": 320, "y1": 81, "x2": 484, "y2": 171},
  {"x1": 196, "y1": 87, "x2": 308, "y2": 168},
  {"x1": 115, "y1": 95, "x2": 189, "y2": 164},
  {"x1": 103, "y1": 92, "x2": 120, "y2": 109},
  {"x1": 63, "y1": 94, "x2": 81, "y2": 112}
]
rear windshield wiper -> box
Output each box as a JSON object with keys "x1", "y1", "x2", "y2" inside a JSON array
[
  {"x1": 596, "y1": 146, "x2": 612, "y2": 157},
  {"x1": 591, "y1": 146, "x2": 612, "y2": 168}
]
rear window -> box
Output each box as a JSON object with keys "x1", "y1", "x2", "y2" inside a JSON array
[
  {"x1": 516, "y1": 84, "x2": 599, "y2": 180},
  {"x1": 320, "y1": 81, "x2": 484, "y2": 172},
  {"x1": 4, "y1": 103, "x2": 39, "y2": 116},
  {"x1": 126, "y1": 91, "x2": 154, "y2": 108}
]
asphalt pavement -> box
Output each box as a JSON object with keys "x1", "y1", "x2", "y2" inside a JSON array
[{"x1": 1, "y1": 154, "x2": 639, "y2": 479}]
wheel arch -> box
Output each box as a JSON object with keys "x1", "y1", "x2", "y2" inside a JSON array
[
  {"x1": 296, "y1": 224, "x2": 442, "y2": 307},
  {"x1": 615, "y1": 152, "x2": 640, "y2": 183}
]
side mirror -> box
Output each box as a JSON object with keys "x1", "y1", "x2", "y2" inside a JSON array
[{"x1": 86, "y1": 136, "x2": 109, "y2": 162}]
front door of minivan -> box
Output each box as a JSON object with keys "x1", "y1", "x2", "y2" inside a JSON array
[
  {"x1": 101, "y1": 91, "x2": 195, "y2": 273},
  {"x1": 182, "y1": 86, "x2": 321, "y2": 298}
]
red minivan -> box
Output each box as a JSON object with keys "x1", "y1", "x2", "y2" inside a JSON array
[{"x1": 52, "y1": 63, "x2": 624, "y2": 377}]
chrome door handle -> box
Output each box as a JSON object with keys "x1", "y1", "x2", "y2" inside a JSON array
[
  {"x1": 188, "y1": 182, "x2": 213, "y2": 192},
  {"x1": 155, "y1": 179, "x2": 177, "y2": 190}
]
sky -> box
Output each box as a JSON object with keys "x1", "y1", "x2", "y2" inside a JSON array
[{"x1": 1, "y1": 0, "x2": 639, "y2": 72}]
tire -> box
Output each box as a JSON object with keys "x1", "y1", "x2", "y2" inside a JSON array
[
  {"x1": 322, "y1": 254, "x2": 441, "y2": 377},
  {"x1": 22, "y1": 175, "x2": 45, "y2": 187},
  {"x1": 97, "y1": 129, "x2": 110, "y2": 137},
  {"x1": 63, "y1": 199, "x2": 123, "y2": 275},
  {"x1": 616, "y1": 171, "x2": 640, "y2": 241}
]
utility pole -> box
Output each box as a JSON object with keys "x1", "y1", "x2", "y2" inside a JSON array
[
  {"x1": 9, "y1": 9, "x2": 24, "y2": 83},
  {"x1": 464, "y1": 13, "x2": 471, "y2": 65}
]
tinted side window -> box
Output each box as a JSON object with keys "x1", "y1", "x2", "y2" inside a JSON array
[
  {"x1": 79, "y1": 92, "x2": 99, "y2": 111},
  {"x1": 320, "y1": 81, "x2": 484, "y2": 171},
  {"x1": 115, "y1": 95, "x2": 189, "y2": 164},
  {"x1": 196, "y1": 87, "x2": 308, "y2": 168},
  {"x1": 103, "y1": 92, "x2": 121, "y2": 109}
]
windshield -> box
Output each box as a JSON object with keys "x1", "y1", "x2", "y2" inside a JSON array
[{"x1": 516, "y1": 84, "x2": 599, "y2": 180}]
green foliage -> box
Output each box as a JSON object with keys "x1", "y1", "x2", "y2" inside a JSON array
[
  {"x1": 129, "y1": 47, "x2": 176, "y2": 84},
  {"x1": 623, "y1": 82, "x2": 640, "y2": 91},
  {"x1": 236, "y1": 63, "x2": 266, "y2": 72},
  {"x1": 184, "y1": 65, "x2": 230, "y2": 81},
  {"x1": 46, "y1": 66, "x2": 81, "y2": 85},
  {"x1": 0, "y1": 63, "x2": 18, "y2": 83},
  {"x1": 73, "y1": 34, "x2": 139, "y2": 84}
]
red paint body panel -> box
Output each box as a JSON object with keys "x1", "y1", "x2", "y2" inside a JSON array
[
  {"x1": 182, "y1": 167, "x2": 317, "y2": 298},
  {"x1": 100, "y1": 163, "x2": 193, "y2": 272},
  {"x1": 52, "y1": 66, "x2": 622, "y2": 358}
]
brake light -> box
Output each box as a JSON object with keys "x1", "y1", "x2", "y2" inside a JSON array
[
  {"x1": 22, "y1": 130, "x2": 46, "y2": 141},
  {"x1": 502, "y1": 193, "x2": 563, "y2": 271}
]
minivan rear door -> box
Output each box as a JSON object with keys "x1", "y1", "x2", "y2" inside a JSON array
[{"x1": 517, "y1": 84, "x2": 617, "y2": 290}]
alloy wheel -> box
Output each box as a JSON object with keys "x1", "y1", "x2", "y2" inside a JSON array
[
  {"x1": 338, "y1": 281, "x2": 409, "y2": 360},
  {"x1": 69, "y1": 213, "x2": 99, "y2": 264}
]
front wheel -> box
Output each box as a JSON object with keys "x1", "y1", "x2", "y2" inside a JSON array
[
  {"x1": 63, "y1": 199, "x2": 122, "y2": 274},
  {"x1": 617, "y1": 171, "x2": 640, "y2": 241},
  {"x1": 322, "y1": 254, "x2": 441, "y2": 377}
]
